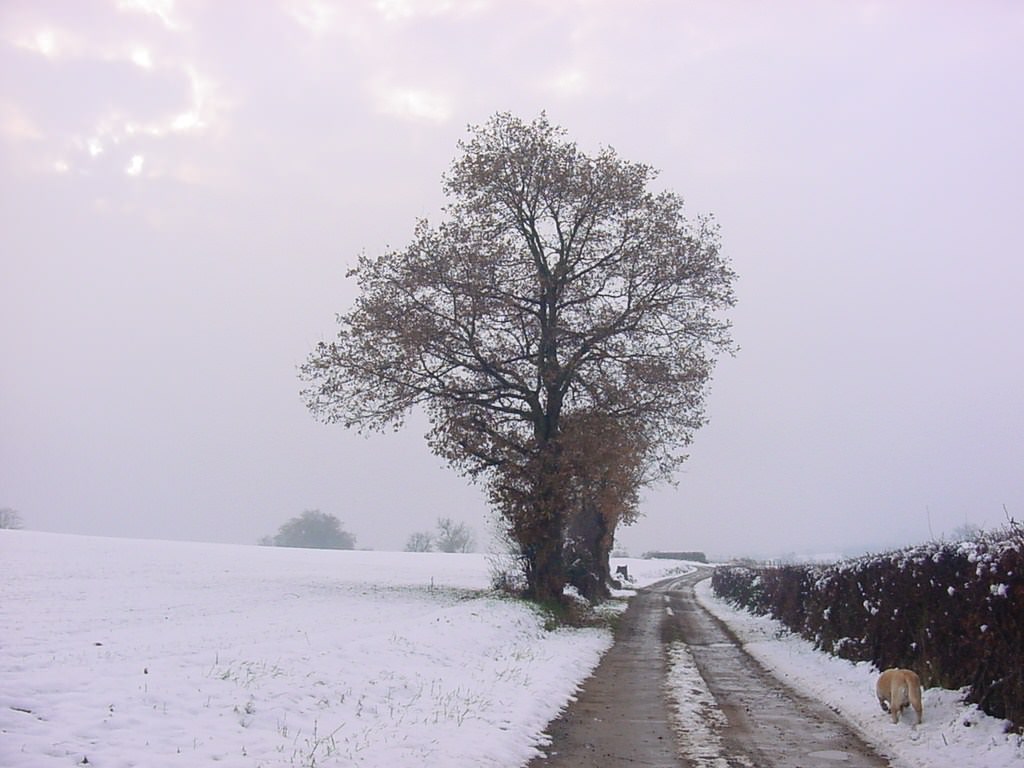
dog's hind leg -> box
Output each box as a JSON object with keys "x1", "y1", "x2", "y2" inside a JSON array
[
  {"x1": 910, "y1": 689, "x2": 923, "y2": 724},
  {"x1": 890, "y1": 682, "x2": 904, "y2": 724}
]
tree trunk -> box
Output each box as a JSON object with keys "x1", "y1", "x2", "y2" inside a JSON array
[
  {"x1": 567, "y1": 501, "x2": 613, "y2": 602},
  {"x1": 528, "y1": 520, "x2": 566, "y2": 603},
  {"x1": 520, "y1": 446, "x2": 568, "y2": 604},
  {"x1": 593, "y1": 520, "x2": 615, "y2": 594}
]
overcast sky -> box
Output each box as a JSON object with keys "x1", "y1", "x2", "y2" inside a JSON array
[{"x1": 2, "y1": 0, "x2": 1022, "y2": 560}]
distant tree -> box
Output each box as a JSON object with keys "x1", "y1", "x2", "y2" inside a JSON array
[
  {"x1": 405, "y1": 531, "x2": 434, "y2": 552},
  {"x1": 435, "y1": 517, "x2": 475, "y2": 553},
  {"x1": 0, "y1": 508, "x2": 24, "y2": 530},
  {"x1": 264, "y1": 510, "x2": 356, "y2": 550}
]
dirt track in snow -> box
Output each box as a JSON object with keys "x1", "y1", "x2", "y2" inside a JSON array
[{"x1": 529, "y1": 570, "x2": 893, "y2": 767}]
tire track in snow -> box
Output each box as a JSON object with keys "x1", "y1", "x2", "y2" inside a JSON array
[{"x1": 665, "y1": 635, "x2": 754, "y2": 768}]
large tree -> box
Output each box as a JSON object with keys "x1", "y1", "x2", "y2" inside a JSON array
[{"x1": 302, "y1": 113, "x2": 735, "y2": 603}]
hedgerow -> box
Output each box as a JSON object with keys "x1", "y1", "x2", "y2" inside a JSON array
[{"x1": 711, "y1": 521, "x2": 1024, "y2": 732}]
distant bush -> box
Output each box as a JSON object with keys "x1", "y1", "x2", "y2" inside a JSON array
[
  {"x1": 0, "y1": 507, "x2": 24, "y2": 529},
  {"x1": 261, "y1": 510, "x2": 356, "y2": 550},
  {"x1": 712, "y1": 521, "x2": 1024, "y2": 732}
]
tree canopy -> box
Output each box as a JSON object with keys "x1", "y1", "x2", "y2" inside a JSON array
[{"x1": 302, "y1": 113, "x2": 735, "y2": 602}]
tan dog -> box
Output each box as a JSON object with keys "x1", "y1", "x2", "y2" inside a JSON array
[{"x1": 876, "y1": 668, "x2": 923, "y2": 725}]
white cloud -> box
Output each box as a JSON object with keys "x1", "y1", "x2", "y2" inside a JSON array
[
  {"x1": 12, "y1": 27, "x2": 79, "y2": 59},
  {"x1": 0, "y1": 102, "x2": 42, "y2": 141},
  {"x1": 117, "y1": 0, "x2": 181, "y2": 30},
  {"x1": 125, "y1": 154, "x2": 145, "y2": 176},
  {"x1": 285, "y1": 0, "x2": 337, "y2": 35},
  {"x1": 373, "y1": 0, "x2": 489, "y2": 22},
  {"x1": 47, "y1": 62, "x2": 227, "y2": 180},
  {"x1": 171, "y1": 111, "x2": 200, "y2": 132},
  {"x1": 176, "y1": 68, "x2": 221, "y2": 132},
  {"x1": 33, "y1": 29, "x2": 57, "y2": 56},
  {"x1": 7, "y1": 18, "x2": 160, "y2": 75},
  {"x1": 131, "y1": 46, "x2": 153, "y2": 69},
  {"x1": 545, "y1": 68, "x2": 588, "y2": 96},
  {"x1": 376, "y1": 86, "x2": 451, "y2": 123}
]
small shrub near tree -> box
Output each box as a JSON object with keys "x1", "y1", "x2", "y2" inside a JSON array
[{"x1": 261, "y1": 510, "x2": 356, "y2": 550}]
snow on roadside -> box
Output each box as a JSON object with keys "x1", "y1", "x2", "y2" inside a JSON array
[
  {"x1": 694, "y1": 576, "x2": 1024, "y2": 768},
  {"x1": 0, "y1": 532, "x2": 592, "y2": 767}
]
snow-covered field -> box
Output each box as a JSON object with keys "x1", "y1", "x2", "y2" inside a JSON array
[
  {"x1": 4, "y1": 531, "x2": 1020, "y2": 767},
  {"x1": 0, "y1": 530, "x2": 682, "y2": 767},
  {"x1": 694, "y1": 577, "x2": 1024, "y2": 768}
]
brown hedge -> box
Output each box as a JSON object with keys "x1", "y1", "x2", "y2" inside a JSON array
[{"x1": 711, "y1": 524, "x2": 1024, "y2": 732}]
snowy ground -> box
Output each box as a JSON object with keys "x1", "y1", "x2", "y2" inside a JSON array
[
  {"x1": 694, "y1": 575, "x2": 1024, "y2": 768},
  {"x1": 0, "y1": 530, "x2": 680, "y2": 767},
  {"x1": 4, "y1": 531, "x2": 1019, "y2": 767}
]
